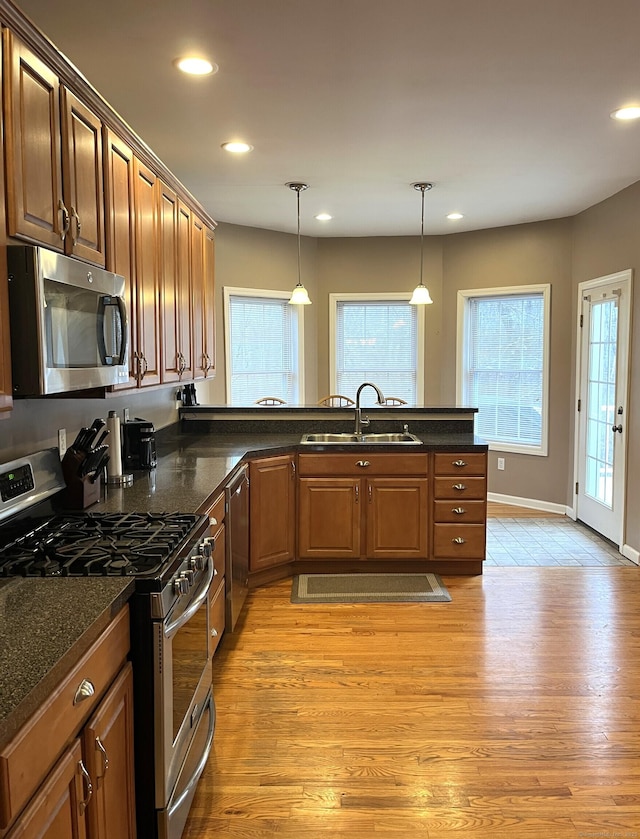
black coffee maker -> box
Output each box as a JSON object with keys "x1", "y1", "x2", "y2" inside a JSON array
[{"x1": 122, "y1": 418, "x2": 157, "y2": 470}]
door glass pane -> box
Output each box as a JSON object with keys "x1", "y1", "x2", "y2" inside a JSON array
[{"x1": 585, "y1": 298, "x2": 618, "y2": 507}]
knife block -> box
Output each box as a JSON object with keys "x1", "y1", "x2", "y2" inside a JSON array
[{"x1": 61, "y1": 449, "x2": 102, "y2": 509}]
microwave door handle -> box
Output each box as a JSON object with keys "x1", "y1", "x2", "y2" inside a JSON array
[
  {"x1": 97, "y1": 295, "x2": 128, "y2": 364},
  {"x1": 163, "y1": 556, "x2": 215, "y2": 639}
]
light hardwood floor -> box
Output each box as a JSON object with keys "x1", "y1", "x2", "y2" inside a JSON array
[{"x1": 185, "y1": 567, "x2": 640, "y2": 838}]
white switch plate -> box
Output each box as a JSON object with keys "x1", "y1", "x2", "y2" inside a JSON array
[
  {"x1": 497, "y1": 457, "x2": 505, "y2": 471},
  {"x1": 58, "y1": 428, "x2": 67, "y2": 458}
]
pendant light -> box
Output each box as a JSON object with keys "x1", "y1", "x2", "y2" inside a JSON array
[
  {"x1": 410, "y1": 182, "x2": 434, "y2": 305},
  {"x1": 287, "y1": 182, "x2": 312, "y2": 305}
]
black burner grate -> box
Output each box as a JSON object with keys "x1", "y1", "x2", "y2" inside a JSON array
[{"x1": 0, "y1": 512, "x2": 203, "y2": 577}]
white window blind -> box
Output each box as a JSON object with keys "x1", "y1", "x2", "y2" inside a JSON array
[
  {"x1": 226, "y1": 291, "x2": 300, "y2": 404},
  {"x1": 464, "y1": 291, "x2": 546, "y2": 449},
  {"x1": 334, "y1": 298, "x2": 419, "y2": 405}
]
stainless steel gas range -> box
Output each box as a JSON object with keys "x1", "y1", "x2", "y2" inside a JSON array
[{"x1": 0, "y1": 449, "x2": 217, "y2": 839}]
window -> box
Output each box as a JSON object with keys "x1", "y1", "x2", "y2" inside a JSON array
[
  {"x1": 330, "y1": 294, "x2": 425, "y2": 405},
  {"x1": 224, "y1": 287, "x2": 304, "y2": 404},
  {"x1": 457, "y1": 285, "x2": 550, "y2": 455}
]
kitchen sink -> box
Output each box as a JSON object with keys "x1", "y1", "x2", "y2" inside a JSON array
[{"x1": 300, "y1": 432, "x2": 422, "y2": 445}]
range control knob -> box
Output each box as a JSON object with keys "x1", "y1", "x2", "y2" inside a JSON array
[
  {"x1": 183, "y1": 569, "x2": 195, "y2": 585},
  {"x1": 200, "y1": 538, "x2": 214, "y2": 559},
  {"x1": 173, "y1": 575, "x2": 189, "y2": 596},
  {"x1": 192, "y1": 551, "x2": 205, "y2": 570}
]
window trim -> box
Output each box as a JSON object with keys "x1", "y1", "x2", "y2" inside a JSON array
[
  {"x1": 223, "y1": 286, "x2": 305, "y2": 405},
  {"x1": 329, "y1": 292, "x2": 425, "y2": 404},
  {"x1": 456, "y1": 284, "x2": 551, "y2": 456}
]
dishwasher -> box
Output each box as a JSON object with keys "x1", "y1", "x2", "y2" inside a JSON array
[{"x1": 225, "y1": 464, "x2": 249, "y2": 630}]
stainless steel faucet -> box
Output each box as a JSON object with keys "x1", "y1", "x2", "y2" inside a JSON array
[{"x1": 354, "y1": 382, "x2": 385, "y2": 435}]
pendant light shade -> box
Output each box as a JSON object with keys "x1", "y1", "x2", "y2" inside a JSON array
[
  {"x1": 410, "y1": 182, "x2": 434, "y2": 306},
  {"x1": 287, "y1": 182, "x2": 311, "y2": 305}
]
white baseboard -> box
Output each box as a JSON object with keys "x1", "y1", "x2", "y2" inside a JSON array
[
  {"x1": 487, "y1": 491, "x2": 570, "y2": 516},
  {"x1": 621, "y1": 544, "x2": 640, "y2": 565}
]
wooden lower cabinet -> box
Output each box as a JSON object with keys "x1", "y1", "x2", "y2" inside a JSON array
[
  {"x1": 5, "y1": 739, "x2": 88, "y2": 839},
  {"x1": 82, "y1": 663, "x2": 136, "y2": 839},
  {"x1": 432, "y1": 452, "x2": 487, "y2": 564},
  {"x1": 298, "y1": 473, "x2": 428, "y2": 561},
  {"x1": 1, "y1": 608, "x2": 135, "y2": 839},
  {"x1": 249, "y1": 455, "x2": 296, "y2": 572}
]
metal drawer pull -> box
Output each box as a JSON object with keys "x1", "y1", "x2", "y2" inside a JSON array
[
  {"x1": 78, "y1": 760, "x2": 93, "y2": 813},
  {"x1": 452, "y1": 483, "x2": 467, "y2": 491},
  {"x1": 452, "y1": 537, "x2": 466, "y2": 545},
  {"x1": 73, "y1": 678, "x2": 95, "y2": 705},
  {"x1": 452, "y1": 507, "x2": 466, "y2": 515},
  {"x1": 95, "y1": 736, "x2": 109, "y2": 776},
  {"x1": 356, "y1": 460, "x2": 370, "y2": 468},
  {"x1": 211, "y1": 628, "x2": 218, "y2": 637},
  {"x1": 210, "y1": 517, "x2": 218, "y2": 526},
  {"x1": 453, "y1": 460, "x2": 468, "y2": 467}
]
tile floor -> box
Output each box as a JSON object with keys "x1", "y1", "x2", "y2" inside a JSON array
[{"x1": 485, "y1": 515, "x2": 637, "y2": 567}]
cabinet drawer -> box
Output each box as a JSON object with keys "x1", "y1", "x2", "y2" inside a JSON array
[
  {"x1": 209, "y1": 576, "x2": 226, "y2": 657},
  {"x1": 433, "y1": 500, "x2": 486, "y2": 523},
  {"x1": 433, "y1": 524, "x2": 486, "y2": 559},
  {"x1": 207, "y1": 492, "x2": 225, "y2": 530},
  {"x1": 433, "y1": 452, "x2": 486, "y2": 476},
  {"x1": 211, "y1": 523, "x2": 225, "y2": 580},
  {"x1": 433, "y1": 476, "x2": 486, "y2": 500},
  {"x1": 298, "y1": 453, "x2": 428, "y2": 477},
  {"x1": 0, "y1": 606, "x2": 130, "y2": 830}
]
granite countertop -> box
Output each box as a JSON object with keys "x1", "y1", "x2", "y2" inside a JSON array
[{"x1": 0, "y1": 426, "x2": 486, "y2": 749}]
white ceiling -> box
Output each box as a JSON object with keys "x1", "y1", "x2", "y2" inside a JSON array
[{"x1": 14, "y1": 0, "x2": 640, "y2": 237}]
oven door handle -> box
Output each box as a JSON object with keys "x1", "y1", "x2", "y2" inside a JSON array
[
  {"x1": 164, "y1": 557, "x2": 215, "y2": 638},
  {"x1": 167, "y1": 694, "x2": 215, "y2": 818}
]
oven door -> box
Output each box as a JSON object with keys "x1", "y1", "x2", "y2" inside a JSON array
[{"x1": 153, "y1": 557, "x2": 214, "y2": 809}]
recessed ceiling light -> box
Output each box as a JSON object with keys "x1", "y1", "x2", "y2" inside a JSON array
[
  {"x1": 611, "y1": 106, "x2": 640, "y2": 121},
  {"x1": 221, "y1": 142, "x2": 253, "y2": 153},
  {"x1": 174, "y1": 56, "x2": 217, "y2": 76},
  {"x1": 315, "y1": 213, "x2": 332, "y2": 221},
  {"x1": 447, "y1": 212, "x2": 464, "y2": 220}
]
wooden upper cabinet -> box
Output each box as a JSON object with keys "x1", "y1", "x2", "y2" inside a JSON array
[
  {"x1": 132, "y1": 159, "x2": 161, "y2": 387},
  {"x1": 3, "y1": 31, "x2": 105, "y2": 265},
  {"x1": 103, "y1": 128, "x2": 137, "y2": 388},
  {"x1": 159, "y1": 183, "x2": 193, "y2": 383},
  {"x1": 60, "y1": 87, "x2": 105, "y2": 265},
  {"x1": 192, "y1": 217, "x2": 215, "y2": 379}
]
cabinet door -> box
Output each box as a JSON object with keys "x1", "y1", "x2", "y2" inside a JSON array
[
  {"x1": 103, "y1": 129, "x2": 136, "y2": 389},
  {"x1": 366, "y1": 478, "x2": 428, "y2": 559},
  {"x1": 158, "y1": 181, "x2": 180, "y2": 383},
  {"x1": 60, "y1": 87, "x2": 105, "y2": 265},
  {"x1": 249, "y1": 455, "x2": 296, "y2": 572},
  {"x1": 133, "y1": 159, "x2": 161, "y2": 386},
  {"x1": 176, "y1": 202, "x2": 194, "y2": 379},
  {"x1": 6, "y1": 739, "x2": 88, "y2": 839},
  {"x1": 192, "y1": 219, "x2": 215, "y2": 379},
  {"x1": 3, "y1": 30, "x2": 64, "y2": 249},
  {"x1": 83, "y1": 663, "x2": 136, "y2": 839},
  {"x1": 298, "y1": 478, "x2": 361, "y2": 558}
]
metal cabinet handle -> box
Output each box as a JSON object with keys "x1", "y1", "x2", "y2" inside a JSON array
[
  {"x1": 368, "y1": 484, "x2": 372, "y2": 503},
  {"x1": 71, "y1": 207, "x2": 81, "y2": 245},
  {"x1": 73, "y1": 678, "x2": 95, "y2": 705},
  {"x1": 78, "y1": 760, "x2": 93, "y2": 813},
  {"x1": 452, "y1": 507, "x2": 466, "y2": 515},
  {"x1": 95, "y1": 736, "x2": 109, "y2": 776},
  {"x1": 452, "y1": 537, "x2": 466, "y2": 545},
  {"x1": 58, "y1": 199, "x2": 70, "y2": 240},
  {"x1": 612, "y1": 424, "x2": 623, "y2": 433},
  {"x1": 355, "y1": 484, "x2": 359, "y2": 503},
  {"x1": 211, "y1": 628, "x2": 218, "y2": 637},
  {"x1": 452, "y1": 483, "x2": 467, "y2": 491},
  {"x1": 356, "y1": 460, "x2": 370, "y2": 468},
  {"x1": 452, "y1": 460, "x2": 468, "y2": 467},
  {"x1": 291, "y1": 460, "x2": 296, "y2": 476}
]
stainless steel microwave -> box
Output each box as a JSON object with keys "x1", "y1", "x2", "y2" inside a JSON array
[{"x1": 7, "y1": 246, "x2": 129, "y2": 395}]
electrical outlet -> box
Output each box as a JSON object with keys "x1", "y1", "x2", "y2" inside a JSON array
[
  {"x1": 57, "y1": 429, "x2": 67, "y2": 458},
  {"x1": 497, "y1": 457, "x2": 505, "y2": 471}
]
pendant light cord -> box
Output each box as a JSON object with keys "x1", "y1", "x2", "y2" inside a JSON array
[
  {"x1": 420, "y1": 186, "x2": 425, "y2": 287},
  {"x1": 297, "y1": 186, "x2": 302, "y2": 286}
]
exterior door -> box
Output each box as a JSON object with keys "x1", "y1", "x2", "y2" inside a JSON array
[{"x1": 575, "y1": 271, "x2": 631, "y2": 546}]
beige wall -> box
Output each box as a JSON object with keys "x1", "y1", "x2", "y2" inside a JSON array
[
  {"x1": 572, "y1": 181, "x2": 640, "y2": 553},
  {"x1": 441, "y1": 220, "x2": 574, "y2": 506}
]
